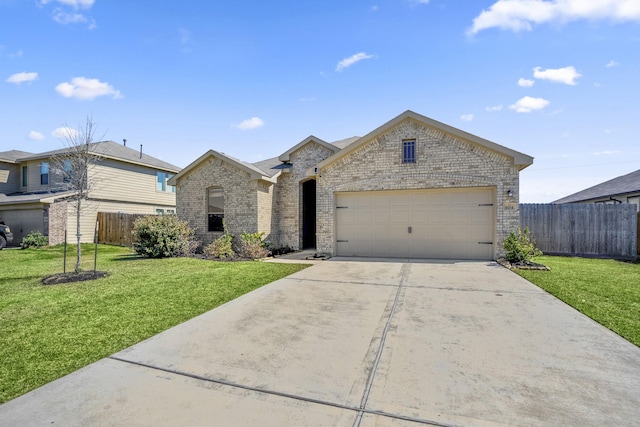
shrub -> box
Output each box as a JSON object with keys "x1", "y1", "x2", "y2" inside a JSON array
[
  {"x1": 132, "y1": 215, "x2": 196, "y2": 258},
  {"x1": 503, "y1": 226, "x2": 542, "y2": 263},
  {"x1": 21, "y1": 231, "x2": 48, "y2": 249},
  {"x1": 203, "y1": 232, "x2": 235, "y2": 260},
  {"x1": 238, "y1": 231, "x2": 269, "y2": 260}
]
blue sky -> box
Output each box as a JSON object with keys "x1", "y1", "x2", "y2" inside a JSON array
[{"x1": 2, "y1": 0, "x2": 639, "y2": 202}]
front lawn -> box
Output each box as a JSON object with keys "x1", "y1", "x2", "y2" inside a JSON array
[
  {"x1": 0, "y1": 245, "x2": 310, "y2": 404},
  {"x1": 515, "y1": 256, "x2": 640, "y2": 347}
]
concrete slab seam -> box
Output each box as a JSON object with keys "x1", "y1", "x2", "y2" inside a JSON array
[
  {"x1": 106, "y1": 355, "x2": 455, "y2": 426},
  {"x1": 352, "y1": 263, "x2": 411, "y2": 427},
  {"x1": 281, "y1": 277, "x2": 400, "y2": 288}
]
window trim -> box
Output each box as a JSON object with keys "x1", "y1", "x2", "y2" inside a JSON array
[
  {"x1": 40, "y1": 162, "x2": 49, "y2": 186},
  {"x1": 207, "y1": 186, "x2": 225, "y2": 232},
  {"x1": 21, "y1": 165, "x2": 28, "y2": 187},
  {"x1": 402, "y1": 139, "x2": 416, "y2": 164}
]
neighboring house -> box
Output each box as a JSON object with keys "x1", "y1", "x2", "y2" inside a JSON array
[
  {"x1": 553, "y1": 168, "x2": 640, "y2": 212},
  {"x1": 170, "y1": 110, "x2": 533, "y2": 260},
  {"x1": 0, "y1": 141, "x2": 180, "y2": 246}
]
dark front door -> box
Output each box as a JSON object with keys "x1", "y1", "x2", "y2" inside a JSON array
[{"x1": 302, "y1": 180, "x2": 316, "y2": 249}]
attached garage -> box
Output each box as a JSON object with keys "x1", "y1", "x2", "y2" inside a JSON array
[
  {"x1": 0, "y1": 208, "x2": 45, "y2": 246},
  {"x1": 335, "y1": 187, "x2": 495, "y2": 260}
]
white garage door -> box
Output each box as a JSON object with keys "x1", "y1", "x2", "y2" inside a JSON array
[{"x1": 335, "y1": 188, "x2": 495, "y2": 260}]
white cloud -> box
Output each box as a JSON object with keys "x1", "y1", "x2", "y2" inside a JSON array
[
  {"x1": 518, "y1": 77, "x2": 535, "y2": 87},
  {"x1": 410, "y1": 0, "x2": 430, "y2": 4},
  {"x1": 460, "y1": 114, "x2": 474, "y2": 121},
  {"x1": 52, "y1": 127, "x2": 80, "y2": 140},
  {"x1": 509, "y1": 96, "x2": 550, "y2": 113},
  {"x1": 299, "y1": 97, "x2": 317, "y2": 103},
  {"x1": 28, "y1": 131, "x2": 45, "y2": 141},
  {"x1": 6, "y1": 72, "x2": 38, "y2": 84},
  {"x1": 593, "y1": 150, "x2": 620, "y2": 155},
  {"x1": 468, "y1": 0, "x2": 640, "y2": 35},
  {"x1": 336, "y1": 52, "x2": 374, "y2": 72},
  {"x1": 235, "y1": 117, "x2": 264, "y2": 130},
  {"x1": 606, "y1": 60, "x2": 620, "y2": 67},
  {"x1": 41, "y1": 0, "x2": 94, "y2": 9},
  {"x1": 533, "y1": 66, "x2": 581, "y2": 85},
  {"x1": 486, "y1": 104, "x2": 503, "y2": 112},
  {"x1": 55, "y1": 77, "x2": 122, "y2": 100}
]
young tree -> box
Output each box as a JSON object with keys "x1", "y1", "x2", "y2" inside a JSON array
[{"x1": 51, "y1": 117, "x2": 105, "y2": 273}]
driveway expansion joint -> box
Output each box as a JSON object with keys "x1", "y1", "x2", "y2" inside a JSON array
[{"x1": 107, "y1": 355, "x2": 455, "y2": 426}]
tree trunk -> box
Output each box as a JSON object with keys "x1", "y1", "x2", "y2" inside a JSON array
[{"x1": 75, "y1": 198, "x2": 82, "y2": 273}]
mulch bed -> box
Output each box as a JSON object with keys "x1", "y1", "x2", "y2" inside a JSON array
[
  {"x1": 497, "y1": 258, "x2": 550, "y2": 271},
  {"x1": 41, "y1": 271, "x2": 108, "y2": 285}
]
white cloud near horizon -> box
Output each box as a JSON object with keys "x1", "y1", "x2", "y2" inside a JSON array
[
  {"x1": 509, "y1": 96, "x2": 550, "y2": 113},
  {"x1": 52, "y1": 127, "x2": 80, "y2": 139},
  {"x1": 235, "y1": 117, "x2": 264, "y2": 130},
  {"x1": 468, "y1": 0, "x2": 640, "y2": 35},
  {"x1": 40, "y1": 0, "x2": 94, "y2": 9},
  {"x1": 28, "y1": 131, "x2": 45, "y2": 141},
  {"x1": 518, "y1": 77, "x2": 535, "y2": 87},
  {"x1": 606, "y1": 60, "x2": 620, "y2": 67},
  {"x1": 6, "y1": 72, "x2": 38, "y2": 84},
  {"x1": 533, "y1": 66, "x2": 581, "y2": 85},
  {"x1": 486, "y1": 104, "x2": 503, "y2": 112},
  {"x1": 55, "y1": 77, "x2": 122, "y2": 100},
  {"x1": 336, "y1": 52, "x2": 374, "y2": 72},
  {"x1": 460, "y1": 114, "x2": 474, "y2": 121}
]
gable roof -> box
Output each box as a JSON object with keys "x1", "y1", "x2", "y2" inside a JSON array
[
  {"x1": 0, "y1": 150, "x2": 34, "y2": 163},
  {"x1": 278, "y1": 136, "x2": 340, "y2": 162},
  {"x1": 17, "y1": 141, "x2": 180, "y2": 173},
  {"x1": 553, "y1": 168, "x2": 640, "y2": 203},
  {"x1": 310, "y1": 110, "x2": 534, "y2": 174},
  {"x1": 167, "y1": 150, "x2": 280, "y2": 186}
]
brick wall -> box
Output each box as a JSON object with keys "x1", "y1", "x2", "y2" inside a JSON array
[
  {"x1": 176, "y1": 156, "x2": 262, "y2": 247},
  {"x1": 275, "y1": 142, "x2": 334, "y2": 249},
  {"x1": 48, "y1": 200, "x2": 68, "y2": 246},
  {"x1": 316, "y1": 118, "x2": 520, "y2": 258}
]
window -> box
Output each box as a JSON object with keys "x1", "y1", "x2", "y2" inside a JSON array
[
  {"x1": 156, "y1": 171, "x2": 166, "y2": 191},
  {"x1": 21, "y1": 166, "x2": 27, "y2": 187},
  {"x1": 40, "y1": 162, "x2": 49, "y2": 185},
  {"x1": 157, "y1": 171, "x2": 176, "y2": 192},
  {"x1": 628, "y1": 196, "x2": 640, "y2": 212},
  {"x1": 156, "y1": 208, "x2": 165, "y2": 215},
  {"x1": 166, "y1": 209, "x2": 175, "y2": 215},
  {"x1": 207, "y1": 187, "x2": 224, "y2": 232},
  {"x1": 63, "y1": 159, "x2": 73, "y2": 183},
  {"x1": 403, "y1": 140, "x2": 416, "y2": 163},
  {"x1": 167, "y1": 173, "x2": 176, "y2": 193}
]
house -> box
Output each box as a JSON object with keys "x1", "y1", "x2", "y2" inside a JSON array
[
  {"x1": 0, "y1": 141, "x2": 180, "y2": 246},
  {"x1": 553, "y1": 168, "x2": 640, "y2": 212},
  {"x1": 169, "y1": 110, "x2": 534, "y2": 260}
]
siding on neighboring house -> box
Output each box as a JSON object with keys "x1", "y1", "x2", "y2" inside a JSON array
[
  {"x1": 316, "y1": 118, "x2": 520, "y2": 258},
  {"x1": 89, "y1": 159, "x2": 177, "y2": 207},
  {"x1": 0, "y1": 163, "x2": 20, "y2": 194}
]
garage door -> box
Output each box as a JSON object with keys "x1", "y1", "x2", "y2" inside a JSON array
[{"x1": 335, "y1": 188, "x2": 495, "y2": 260}]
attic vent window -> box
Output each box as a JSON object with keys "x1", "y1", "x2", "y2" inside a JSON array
[{"x1": 402, "y1": 140, "x2": 416, "y2": 164}]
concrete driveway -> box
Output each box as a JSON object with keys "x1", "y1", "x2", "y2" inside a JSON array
[{"x1": 1, "y1": 259, "x2": 639, "y2": 426}]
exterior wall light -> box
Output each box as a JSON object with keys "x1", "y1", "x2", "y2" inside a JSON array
[{"x1": 507, "y1": 189, "x2": 513, "y2": 197}]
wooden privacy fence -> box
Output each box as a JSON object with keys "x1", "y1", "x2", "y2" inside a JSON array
[
  {"x1": 520, "y1": 204, "x2": 638, "y2": 260},
  {"x1": 97, "y1": 212, "x2": 147, "y2": 247}
]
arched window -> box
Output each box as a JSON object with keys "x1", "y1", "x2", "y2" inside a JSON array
[{"x1": 207, "y1": 187, "x2": 224, "y2": 232}]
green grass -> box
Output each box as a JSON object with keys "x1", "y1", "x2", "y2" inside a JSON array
[
  {"x1": 0, "y1": 245, "x2": 310, "y2": 403},
  {"x1": 516, "y1": 256, "x2": 640, "y2": 347}
]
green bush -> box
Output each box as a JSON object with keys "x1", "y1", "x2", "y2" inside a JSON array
[
  {"x1": 21, "y1": 231, "x2": 49, "y2": 249},
  {"x1": 238, "y1": 231, "x2": 269, "y2": 260},
  {"x1": 203, "y1": 232, "x2": 235, "y2": 260},
  {"x1": 132, "y1": 215, "x2": 196, "y2": 258},
  {"x1": 503, "y1": 226, "x2": 542, "y2": 263}
]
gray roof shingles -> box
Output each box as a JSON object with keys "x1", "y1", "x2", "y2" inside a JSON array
[
  {"x1": 17, "y1": 141, "x2": 180, "y2": 172},
  {"x1": 554, "y1": 168, "x2": 640, "y2": 203}
]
